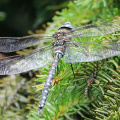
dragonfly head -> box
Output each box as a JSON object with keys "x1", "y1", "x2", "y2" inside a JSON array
[{"x1": 58, "y1": 21, "x2": 75, "y2": 30}]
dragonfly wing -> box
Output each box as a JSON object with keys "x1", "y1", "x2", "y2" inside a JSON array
[
  {"x1": 63, "y1": 39, "x2": 120, "y2": 63},
  {"x1": 0, "y1": 45, "x2": 53, "y2": 75},
  {"x1": 0, "y1": 34, "x2": 52, "y2": 53},
  {"x1": 72, "y1": 16, "x2": 120, "y2": 37}
]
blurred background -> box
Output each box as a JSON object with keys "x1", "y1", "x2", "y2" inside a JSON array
[
  {"x1": 0, "y1": 0, "x2": 120, "y2": 120},
  {"x1": 0, "y1": 0, "x2": 69, "y2": 37}
]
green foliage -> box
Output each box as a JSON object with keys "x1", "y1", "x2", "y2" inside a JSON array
[
  {"x1": 27, "y1": 0, "x2": 120, "y2": 119},
  {"x1": 87, "y1": 57, "x2": 120, "y2": 120},
  {"x1": 0, "y1": 75, "x2": 37, "y2": 120},
  {"x1": 0, "y1": 0, "x2": 120, "y2": 119},
  {"x1": 47, "y1": 0, "x2": 119, "y2": 33},
  {"x1": 27, "y1": 61, "x2": 91, "y2": 120}
]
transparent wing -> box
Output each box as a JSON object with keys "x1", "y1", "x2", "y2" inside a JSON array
[
  {"x1": 72, "y1": 16, "x2": 120, "y2": 37},
  {"x1": 0, "y1": 45, "x2": 53, "y2": 75},
  {"x1": 0, "y1": 34, "x2": 52, "y2": 53},
  {"x1": 63, "y1": 39, "x2": 120, "y2": 63}
]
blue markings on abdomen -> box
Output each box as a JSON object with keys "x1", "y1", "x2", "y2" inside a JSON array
[{"x1": 38, "y1": 52, "x2": 60, "y2": 114}]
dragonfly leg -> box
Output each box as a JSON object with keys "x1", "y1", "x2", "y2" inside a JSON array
[
  {"x1": 67, "y1": 46, "x2": 75, "y2": 78},
  {"x1": 70, "y1": 63, "x2": 75, "y2": 78}
]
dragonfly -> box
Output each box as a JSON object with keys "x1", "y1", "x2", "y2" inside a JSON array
[{"x1": 0, "y1": 16, "x2": 120, "y2": 114}]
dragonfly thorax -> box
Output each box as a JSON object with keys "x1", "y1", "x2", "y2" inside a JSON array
[
  {"x1": 53, "y1": 29, "x2": 66, "y2": 40},
  {"x1": 52, "y1": 28, "x2": 71, "y2": 46},
  {"x1": 52, "y1": 28, "x2": 72, "y2": 58},
  {"x1": 52, "y1": 39, "x2": 65, "y2": 46}
]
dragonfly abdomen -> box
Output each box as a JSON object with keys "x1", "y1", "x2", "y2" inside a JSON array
[{"x1": 38, "y1": 52, "x2": 63, "y2": 114}]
